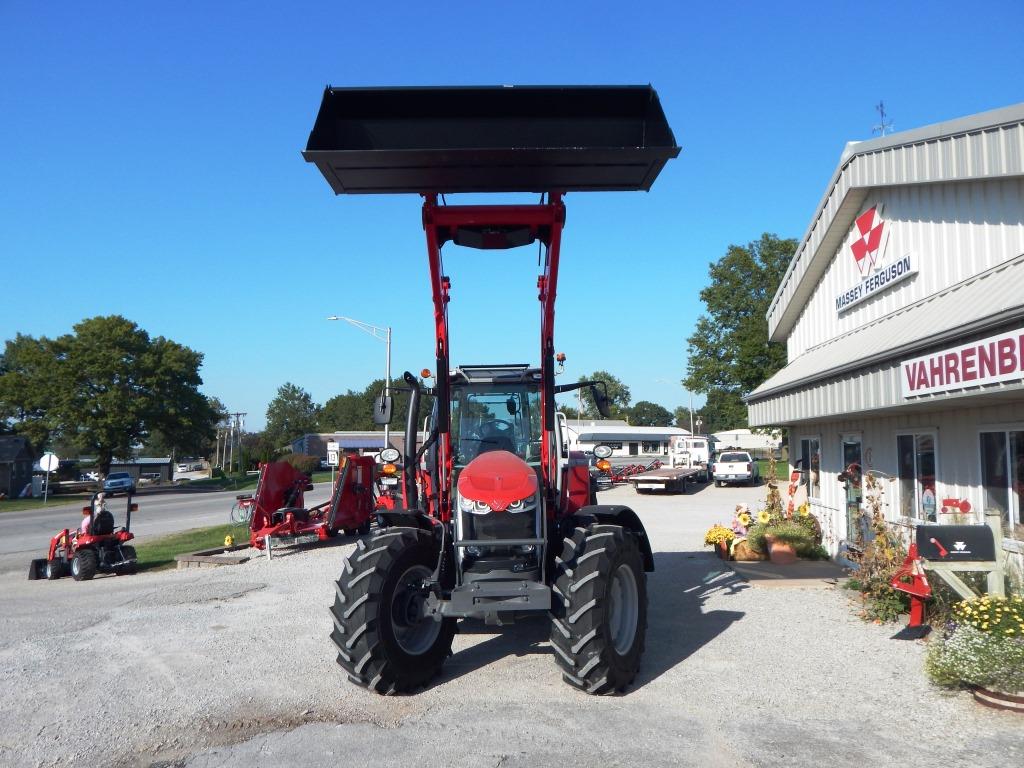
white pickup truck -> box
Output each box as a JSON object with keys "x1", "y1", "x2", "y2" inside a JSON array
[{"x1": 712, "y1": 451, "x2": 759, "y2": 487}]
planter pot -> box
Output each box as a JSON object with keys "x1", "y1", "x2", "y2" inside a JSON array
[
  {"x1": 732, "y1": 539, "x2": 767, "y2": 561},
  {"x1": 764, "y1": 534, "x2": 797, "y2": 565},
  {"x1": 972, "y1": 685, "x2": 1024, "y2": 713}
]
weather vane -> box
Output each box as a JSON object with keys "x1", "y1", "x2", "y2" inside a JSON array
[{"x1": 873, "y1": 101, "x2": 894, "y2": 137}]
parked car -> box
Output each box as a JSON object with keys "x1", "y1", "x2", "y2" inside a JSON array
[
  {"x1": 712, "y1": 451, "x2": 759, "y2": 487},
  {"x1": 103, "y1": 471, "x2": 136, "y2": 495}
]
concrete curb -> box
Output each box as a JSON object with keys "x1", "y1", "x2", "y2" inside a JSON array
[{"x1": 175, "y1": 542, "x2": 251, "y2": 570}]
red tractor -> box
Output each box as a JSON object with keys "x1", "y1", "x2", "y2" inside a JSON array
[
  {"x1": 29, "y1": 492, "x2": 139, "y2": 581},
  {"x1": 304, "y1": 85, "x2": 678, "y2": 693}
]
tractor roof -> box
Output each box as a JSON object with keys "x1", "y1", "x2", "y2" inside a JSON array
[
  {"x1": 303, "y1": 85, "x2": 679, "y2": 194},
  {"x1": 452, "y1": 365, "x2": 540, "y2": 385}
]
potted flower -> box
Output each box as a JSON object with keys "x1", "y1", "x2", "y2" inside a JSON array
[
  {"x1": 704, "y1": 524, "x2": 735, "y2": 559},
  {"x1": 925, "y1": 595, "x2": 1024, "y2": 712}
]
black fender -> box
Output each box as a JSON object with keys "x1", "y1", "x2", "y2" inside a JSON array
[
  {"x1": 572, "y1": 505, "x2": 654, "y2": 572},
  {"x1": 375, "y1": 510, "x2": 437, "y2": 534}
]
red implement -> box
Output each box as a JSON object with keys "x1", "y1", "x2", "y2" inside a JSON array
[{"x1": 249, "y1": 457, "x2": 376, "y2": 550}]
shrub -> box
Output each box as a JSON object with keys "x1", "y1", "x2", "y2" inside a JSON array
[
  {"x1": 926, "y1": 598, "x2": 1024, "y2": 691},
  {"x1": 282, "y1": 453, "x2": 318, "y2": 475}
]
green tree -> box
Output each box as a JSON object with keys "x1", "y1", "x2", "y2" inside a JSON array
[
  {"x1": 577, "y1": 370, "x2": 631, "y2": 419},
  {"x1": 673, "y1": 406, "x2": 693, "y2": 430},
  {"x1": 700, "y1": 389, "x2": 748, "y2": 434},
  {"x1": 240, "y1": 431, "x2": 280, "y2": 468},
  {"x1": 0, "y1": 316, "x2": 218, "y2": 474},
  {"x1": 321, "y1": 378, "x2": 416, "y2": 432},
  {"x1": 265, "y1": 383, "x2": 321, "y2": 449},
  {"x1": 0, "y1": 334, "x2": 54, "y2": 453},
  {"x1": 628, "y1": 400, "x2": 673, "y2": 426},
  {"x1": 683, "y1": 233, "x2": 795, "y2": 429}
]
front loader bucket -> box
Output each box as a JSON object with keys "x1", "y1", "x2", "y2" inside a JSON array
[
  {"x1": 28, "y1": 558, "x2": 46, "y2": 580},
  {"x1": 303, "y1": 85, "x2": 679, "y2": 194}
]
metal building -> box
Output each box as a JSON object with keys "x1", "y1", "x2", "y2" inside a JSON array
[{"x1": 746, "y1": 103, "x2": 1024, "y2": 565}]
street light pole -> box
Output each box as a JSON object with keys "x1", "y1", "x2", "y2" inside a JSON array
[{"x1": 327, "y1": 315, "x2": 392, "y2": 450}]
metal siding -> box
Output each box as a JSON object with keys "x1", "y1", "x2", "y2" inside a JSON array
[
  {"x1": 752, "y1": 253, "x2": 1024, "y2": 406},
  {"x1": 768, "y1": 110, "x2": 1024, "y2": 340},
  {"x1": 784, "y1": 179, "x2": 1024, "y2": 360}
]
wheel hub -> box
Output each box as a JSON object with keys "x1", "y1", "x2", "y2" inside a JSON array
[
  {"x1": 389, "y1": 564, "x2": 441, "y2": 655},
  {"x1": 608, "y1": 563, "x2": 639, "y2": 655}
]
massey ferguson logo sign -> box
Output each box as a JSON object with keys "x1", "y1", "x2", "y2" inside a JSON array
[
  {"x1": 834, "y1": 204, "x2": 917, "y2": 314},
  {"x1": 850, "y1": 206, "x2": 887, "y2": 274}
]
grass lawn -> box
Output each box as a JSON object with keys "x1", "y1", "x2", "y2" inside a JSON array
[
  {"x1": 0, "y1": 494, "x2": 93, "y2": 514},
  {"x1": 134, "y1": 523, "x2": 250, "y2": 571},
  {"x1": 180, "y1": 470, "x2": 334, "y2": 492}
]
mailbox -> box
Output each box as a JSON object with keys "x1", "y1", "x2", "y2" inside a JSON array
[{"x1": 915, "y1": 525, "x2": 997, "y2": 562}]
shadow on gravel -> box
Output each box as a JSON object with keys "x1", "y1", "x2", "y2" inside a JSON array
[
  {"x1": 633, "y1": 550, "x2": 747, "y2": 691},
  {"x1": 429, "y1": 550, "x2": 748, "y2": 693}
]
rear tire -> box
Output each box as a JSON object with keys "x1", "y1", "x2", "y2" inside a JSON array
[
  {"x1": 550, "y1": 523, "x2": 647, "y2": 694},
  {"x1": 330, "y1": 527, "x2": 455, "y2": 694},
  {"x1": 71, "y1": 549, "x2": 98, "y2": 581}
]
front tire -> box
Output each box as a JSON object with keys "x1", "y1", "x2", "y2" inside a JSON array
[
  {"x1": 46, "y1": 559, "x2": 65, "y2": 580},
  {"x1": 550, "y1": 524, "x2": 647, "y2": 694},
  {"x1": 117, "y1": 545, "x2": 138, "y2": 575},
  {"x1": 330, "y1": 527, "x2": 455, "y2": 694},
  {"x1": 71, "y1": 549, "x2": 98, "y2": 581}
]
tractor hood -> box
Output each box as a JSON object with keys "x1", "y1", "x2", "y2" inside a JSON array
[{"x1": 457, "y1": 451, "x2": 538, "y2": 511}]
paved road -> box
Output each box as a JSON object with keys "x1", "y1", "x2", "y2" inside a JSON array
[{"x1": 0, "y1": 483, "x2": 333, "y2": 573}]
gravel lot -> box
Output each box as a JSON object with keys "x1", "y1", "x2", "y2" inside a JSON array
[{"x1": 1, "y1": 482, "x2": 1021, "y2": 767}]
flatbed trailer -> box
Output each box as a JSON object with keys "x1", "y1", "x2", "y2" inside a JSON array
[{"x1": 627, "y1": 465, "x2": 705, "y2": 494}]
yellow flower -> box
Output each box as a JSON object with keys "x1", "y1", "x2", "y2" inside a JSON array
[
  {"x1": 739, "y1": 513, "x2": 752, "y2": 526},
  {"x1": 757, "y1": 510, "x2": 770, "y2": 524},
  {"x1": 799, "y1": 506, "x2": 810, "y2": 517}
]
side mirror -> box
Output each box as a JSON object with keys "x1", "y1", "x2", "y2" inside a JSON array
[
  {"x1": 592, "y1": 385, "x2": 611, "y2": 418},
  {"x1": 372, "y1": 394, "x2": 394, "y2": 425}
]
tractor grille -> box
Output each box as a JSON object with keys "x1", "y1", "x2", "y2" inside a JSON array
[
  {"x1": 464, "y1": 509, "x2": 535, "y2": 542},
  {"x1": 459, "y1": 509, "x2": 540, "y2": 577}
]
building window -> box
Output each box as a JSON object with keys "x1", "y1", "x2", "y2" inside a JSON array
[
  {"x1": 641, "y1": 441, "x2": 660, "y2": 453},
  {"x1": 980, "y1": 429, "x2": 1023, "y2": 532},
  {"x1": 897, "y1": 432, "x2": 937, "y2": 522},
  {"x1": 799, "y1": 437, "x2": 820, "y2": 499}
]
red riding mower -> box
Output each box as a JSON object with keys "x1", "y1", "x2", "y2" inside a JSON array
[{"x1": 29, "y1": 492, "x2": 139, "y2": 581}]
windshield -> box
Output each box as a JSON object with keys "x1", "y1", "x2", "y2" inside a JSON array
[
  {"x1": 719, "y1": 453, "x2": 749, "y2": 463},
  {"x1": 450, "y1": 384, "x2": 542, "y2": 467}
]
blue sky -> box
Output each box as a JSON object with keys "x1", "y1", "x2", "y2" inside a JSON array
[{"x1": 2, "y1": 1, "x2": 1021, "y2": 430}]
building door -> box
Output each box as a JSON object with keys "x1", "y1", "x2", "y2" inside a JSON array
[
  {"x1": 840, "y1": 434, "x2": 863, "y2": 545},
  {"x1": 980, "y1": 429, "x2": 1023, "y2": 534},
  {"x1": 629, "y1": 442, "x2": 639, "y2": 456}
]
